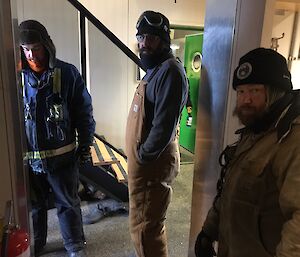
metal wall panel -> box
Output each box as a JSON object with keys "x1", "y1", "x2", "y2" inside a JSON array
[
  {"x1": 0, "y1": 0, "x2": 29, "y2": 231},
  {"x1": 189, "y1": 0, "x2": 267, "y2": 256}
]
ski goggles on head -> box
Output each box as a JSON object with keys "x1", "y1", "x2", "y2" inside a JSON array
[{"x1": 136, "y1": 12, "x2": 168, "y2": 32}]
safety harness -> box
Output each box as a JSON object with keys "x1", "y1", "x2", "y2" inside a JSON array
[{"x1": 22, "y1": 68, "x2": 76, "y2": 160}]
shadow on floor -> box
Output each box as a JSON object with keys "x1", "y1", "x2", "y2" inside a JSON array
[{"x1": 180, "y1": 146, "x2": 194, "y2": 164}]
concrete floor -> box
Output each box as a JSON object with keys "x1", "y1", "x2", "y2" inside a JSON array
[{"x1": 39, "y1": 149, "x2": 194, "y2": 257}]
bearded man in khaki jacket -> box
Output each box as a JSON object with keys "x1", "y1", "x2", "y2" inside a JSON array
[{"x1": 195, "y1": 48, "x2": 300, "y2": 257}]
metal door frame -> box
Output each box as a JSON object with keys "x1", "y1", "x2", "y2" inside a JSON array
[
  {"x1": 189, "y1": 0, "x2": 268, "y2": 255},
  {"x1": 0, "y1": 0, "x2": 30, "y2": 235}
]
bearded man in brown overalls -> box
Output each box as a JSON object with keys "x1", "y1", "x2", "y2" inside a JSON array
[{"x1": 125, "y1": 11, "x2": 188, "y2": 257}]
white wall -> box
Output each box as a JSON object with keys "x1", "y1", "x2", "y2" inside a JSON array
[
  {"x1": 272, "y1": 9, "x2": 300, "y2": 88},
  {"x1": 79, "y1": 0, "x2": 129, "y2": 44},
  {"x1": 261, "y1": 0, "x2": 277, "y2": 47},
  {"x1": 273, "y1": 10, "x2": 295, "y2": 57},
  {"x1": 87, "y1": 23, "x2": 130, "y2": 148},
  {"x1": 77, "y1": 0, "x2": 130, "y2": 148}
]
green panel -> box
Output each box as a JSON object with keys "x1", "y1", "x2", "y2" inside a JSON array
[{"x1": 179, "y1": 33, "x2": 203, "y2": 153}]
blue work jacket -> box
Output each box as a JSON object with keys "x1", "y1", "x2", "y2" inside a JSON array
[{"x1": 22, "y1": 59, "x2": 95, "y2": 173}]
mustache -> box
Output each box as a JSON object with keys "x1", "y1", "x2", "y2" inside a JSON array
[
  {"x1": 27, "y1": 58, "x2": 39, "y2": 62},
  {"x1": 140, "y1": 47, "x2": 153, "y2": 54},
  {"x1": 233, "y1": 105, "x2": 256, "y2": 116},
  {"x1": 239, "y1": 105, "x2": 256, "y2": 111}
]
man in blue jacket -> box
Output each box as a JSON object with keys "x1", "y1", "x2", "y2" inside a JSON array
[{"x1": 19, "y1": 20, "x2": 95, "y2": 257}]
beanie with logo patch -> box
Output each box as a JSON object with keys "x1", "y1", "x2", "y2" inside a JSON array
[{"x1": 233, "y1": 48, "x2": 292, "y2": 91}]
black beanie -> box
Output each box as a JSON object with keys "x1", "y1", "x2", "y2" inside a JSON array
[
  {"x1": 233, "y1": 48, "x2": 292, "y2": 91},
  {"x1": 19, "y1": 20, "x2": 56, "y2": 69},
  {"x1": 136, "y1": 11, "x2": 171, "y2": 45}
]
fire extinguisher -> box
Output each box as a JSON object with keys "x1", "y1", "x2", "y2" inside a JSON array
[
  {"x1": 5, "y1": 226, "x2": 30, "y2": 257},
  {"x1": 1, "y1": 201, "x2": 30, "y2": 257}
]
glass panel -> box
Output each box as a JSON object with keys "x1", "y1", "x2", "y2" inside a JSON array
[{"x1": 87, "y1": 20, "x2": 138, "y2": 150}]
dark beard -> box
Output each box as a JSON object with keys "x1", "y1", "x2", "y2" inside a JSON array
[
  {"x1": 233, "y1": 93, "x2": 292, "y2": 133},
  {"x1": 139, "y1": 47, "x2": 170, "y2": 69},
  {"x1": 234, "y1": 106, "x2": 265, "y2": 126},
  {"x1": 140, "y1": 53, "x2": 160, "y2": 69}
]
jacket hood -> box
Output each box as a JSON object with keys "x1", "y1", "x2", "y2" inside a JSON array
[{"x1": 19, "y1": 20, "x2": 56, "y2": 69}]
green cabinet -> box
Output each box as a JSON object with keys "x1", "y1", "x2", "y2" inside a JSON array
[{"x1": 179, "y1": 33, "x2": 203, "y2": 153}]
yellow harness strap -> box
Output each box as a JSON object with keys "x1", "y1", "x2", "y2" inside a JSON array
[
  {"x1": 52, "y1": 68, "x2": 62, "y2": 96},
  {"x1": 25, "y1": 142, "x2": 76, "y2": 160},
  {"x1": 20, "y1": 68, "x2": 62, "y2": 95}
]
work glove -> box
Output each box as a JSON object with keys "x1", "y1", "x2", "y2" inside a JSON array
[
  {"x1": 195, "y1": 230, "x2": 216, "y2": 257},
  {"x1": 76, "y1": 146, "x2": 92, "y2": 165}
]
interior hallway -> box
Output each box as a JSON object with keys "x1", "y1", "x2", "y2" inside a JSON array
[{"x1": 38, "y1": 148, "x2": 194, "y2": 257}]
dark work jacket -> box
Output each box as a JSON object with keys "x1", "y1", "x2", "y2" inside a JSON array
[
  {"x1": 22, "y1": 59, "x2": 95, "y2": 173},
  {"x1": 203, "y1": 92, "x2": 300, "y2": 257},
  {"x1": 138, "y1": 57, "x2": 188, "y2": 163}
]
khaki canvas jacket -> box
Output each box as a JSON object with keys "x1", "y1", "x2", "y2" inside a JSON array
[{"x1": 203, "y1": 116, "x2": 300, "y2": 257}]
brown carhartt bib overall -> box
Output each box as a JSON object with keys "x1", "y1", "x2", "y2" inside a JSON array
[{"x1": 125, "y1": 74, "x2": 180, "y2": 257}]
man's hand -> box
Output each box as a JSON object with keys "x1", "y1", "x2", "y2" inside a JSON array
[
  {"x1": 77, "y1": 146, "x2": 92, "y2": 165},
  {"x1": 195, "y1": 230, "x2": 216, "y2": 257}
]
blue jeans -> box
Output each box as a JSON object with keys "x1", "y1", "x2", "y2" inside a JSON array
[{"x1": 30, "y1": 161, "x2": 85, "y2": 252}]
